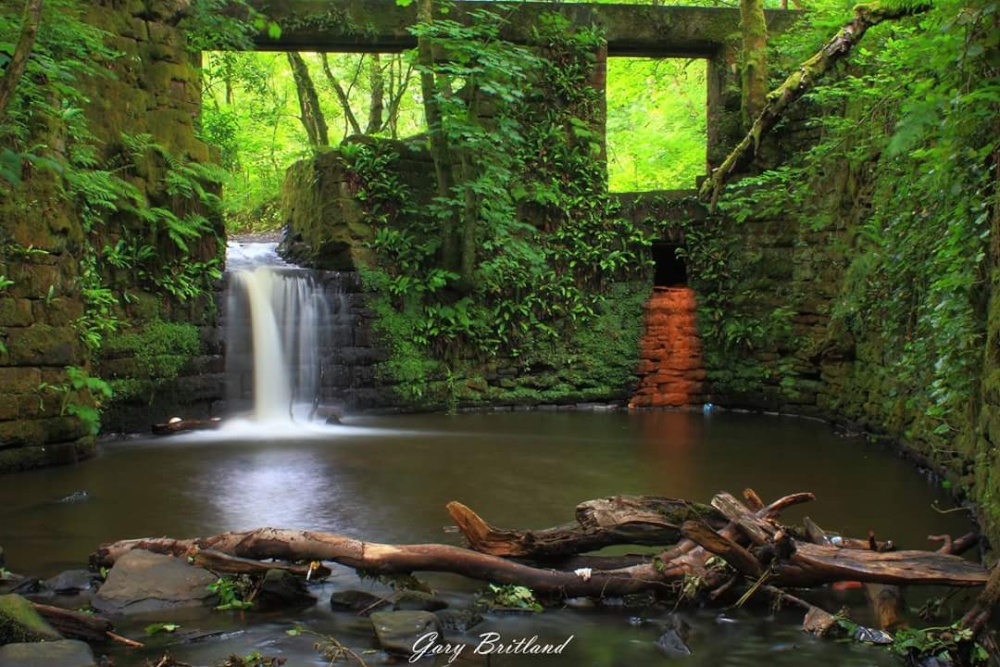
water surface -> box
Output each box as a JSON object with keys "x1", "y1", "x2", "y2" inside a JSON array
[{"x1": 0, "y1": 411, "x2": 976, "y2": 666}]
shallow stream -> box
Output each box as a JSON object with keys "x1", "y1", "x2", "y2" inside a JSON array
[{"x1": 0, "y1": 410, "x2": 978, "y2": 666}]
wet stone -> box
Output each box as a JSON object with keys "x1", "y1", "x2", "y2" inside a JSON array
[
  {"x1": 91, "y1": 549, "x2": 217, "y2": 615},
  {"x1": 255, "y1": 569, "x2": 316, "y2": 610},
  {"x1": 0, "y1": 594, "x2": 63, "y2": 644},
  {"x1": 434, "y1": 609, "x2": 483, "y2": 634},
  {"x1": 656, "y1": 628, "x2": 692, "y2": 657},
  {"x1": 44, "y1": 570, "x2": 100, "y2": 595},
  {"x1": 0, "y1": 640, "x2": 96, "y2": 667},
  {"x1": 330, "y1": 589, "x2": 387, "y2": 615},
  {"x1": 370, "y1": 610, "x2": 441, "y2": 656},
  {"x1": 393, "y1": 589, "x2": 447, "y2": 612}
]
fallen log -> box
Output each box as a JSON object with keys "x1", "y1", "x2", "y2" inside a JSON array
[
  {"x1": 90, "y1": 491, "x2": 989, "y2": 602},
  {"x1": 91, "y1": 527, "x2": 678, "y2": 597},
  {"x1": 446, "y1": 495, "x2": 726, "y2": 559},
  {"x1": 151, "y1": 417, "x2": 223, "y2": 436}
]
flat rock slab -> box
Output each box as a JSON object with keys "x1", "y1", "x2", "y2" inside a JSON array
[
  {"x1": 0, "y1": 594, "x2": 62, "y2": 644},
  {"x1": 370, "y1": 610, "x2": 441, "y2": 656},
  {"x1": 92, "y1": 549, "x2": 217, "y2": 615},
  {"x1": 0, "y1": 640, "x2": 96, "y2": 667}
]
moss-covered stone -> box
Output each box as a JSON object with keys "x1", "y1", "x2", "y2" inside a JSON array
[
  {"x1": 0, "y1": 594, "x2": 63, "y2": 644},
  {"x1": 0, "y1": 439, "x2": 96, "y2": 473},
  {"x1": 5, "y1": 325, "x2": 81, "y2": 367}
]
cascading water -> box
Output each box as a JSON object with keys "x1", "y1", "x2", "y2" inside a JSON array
[{"x1": 223, "y1": 241, "x2": 335, "y2": 423}]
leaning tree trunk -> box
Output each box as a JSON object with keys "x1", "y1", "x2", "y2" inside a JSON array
[
  {"x1": 699, "y1": 1, "x2": 932, "y2": 209},
  {"x1": 287, "y1": 52, "x2": 329, "y2": 148}
]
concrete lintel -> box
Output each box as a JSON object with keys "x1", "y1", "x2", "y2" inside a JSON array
[{"x1": 248, "y1": 0, "x2": 800, "y2": 58}]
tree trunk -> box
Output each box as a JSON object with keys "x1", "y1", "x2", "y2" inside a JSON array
[
  {"x1": 0, "y1": 0, "x2": 44, "y2": 123},
  {"x1": 320, "y1": 53, "x2": 362, "y2": 137},
  {"x1": 385, "y1": 55, "x2": 413, "y2": 139},
  {"x1": 739, "y1": 0, "x2": 768, "y2": 128},
  {"x1": 286, "y1": 52, "x2": 329, "y2": 147},
  {"x1": 366, "y1": 54, "x2": 385, "y2": 134},
  {"x1": 699, "y1": 1, "x2": 932, "y2": 209},
  {"x1": 417, "y1": 0, "x2": 460, "y2": 274}
]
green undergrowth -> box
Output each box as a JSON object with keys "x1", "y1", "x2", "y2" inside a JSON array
[{"x1": 351, "y1": 11, "x2": 653, "y2": 408}]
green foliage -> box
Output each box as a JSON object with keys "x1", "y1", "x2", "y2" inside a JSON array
[
  {"x1": 354, "y1": 12, "x2": 651, "y2": 406},
  {"x1": 144, "y1": 622, "x2": 180, "y2": 636},
  {"x1": 482, "y1": 584, "x2": 543, "y2": 612},
  {"x1": 37, "y1": 366, "x2": 113, "y2": 436},
  {"x1": 702, "y1": 0, "x2": 996, "y2": 432},
  {"x1": 889, "y1": 624, "x2": 989, "y2": 666},
  {"x1": 208, "y1": 575, "x2": 256, "y2": 611},
  {"x1": 606, "y1": 58, "x2": 707, "y2": 191},
  {"x1": 103, "y1": 320, "x2": 201, "y2": 403}
]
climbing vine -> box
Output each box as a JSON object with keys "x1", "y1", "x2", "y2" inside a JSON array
[{"x1": 351, "y1": 9, "x2": 651, "y2": 405}]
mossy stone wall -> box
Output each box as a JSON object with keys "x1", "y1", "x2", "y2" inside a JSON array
[{"x1": 0, "y1": 0, "x2": 223, "y2": 471}]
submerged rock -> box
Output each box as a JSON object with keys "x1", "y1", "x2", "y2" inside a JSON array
[
  {"x1": 370, "y1": 610, "x2": 441, "y2": 655},
  {"x1": 91, "y1": 549, "x2": 217, "y2": 615},
  {"x1": 393, "y1": 589, "x2": 447, "y2": 612},
  {"x1": 57, "y1": 491, "x2": 89, "y2": 504},
  {"x1": 434, "y1": 609, "x2": 483, "y2": 633},
  {"x1": 0, "y1": 640, "x2": 95, "y2": 667},
  {"x1": 0, "y1": 594, "x2": 63, "y2": 644},
  {"x1": 656, "y1": 614, "x2": 692, "y2": 657},
  {"x1": 656, "y1": 628, "x2": 692, "y2": 657},
  {"x1": 330, "y1": 590, "x2": 387, "y2": 615}
]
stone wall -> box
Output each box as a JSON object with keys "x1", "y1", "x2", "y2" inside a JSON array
[{"x1": 0, "y1": 0, "x2": 224, "y2": 471}]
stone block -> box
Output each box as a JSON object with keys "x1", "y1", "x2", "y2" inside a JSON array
[
  {"x1": 5, "y1": 325, "x2": 83, "y2": 367},
  {"x1": 0, "y1": 367, "x2": 42, "y2": 394},
  {"x1": 0, "y1": 299, "x2": 33, "y2": 327}
]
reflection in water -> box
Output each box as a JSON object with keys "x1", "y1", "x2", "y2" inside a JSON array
[
  {"x1": 0, "y1": 412, "x2": 976, "y2": 667},
  {"x1": 199, "y1": 449, "x2": 333, "y2": 530}
]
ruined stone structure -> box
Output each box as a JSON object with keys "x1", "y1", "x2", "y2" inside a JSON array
[
  {"x1": 2, "y1": 0, "x2": 997, "y2": 551},
  {"x1": 0, "y1": 0, "x2": 224, "y2": 468}
]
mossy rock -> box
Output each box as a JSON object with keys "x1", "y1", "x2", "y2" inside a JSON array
[{"x1": 0, "y1": 594, "x2": 63, "y2": 644}]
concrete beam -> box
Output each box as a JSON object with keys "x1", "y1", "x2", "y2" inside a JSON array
[{"x1": 248, "y1": 0, "x2": 800, "y2": 58}]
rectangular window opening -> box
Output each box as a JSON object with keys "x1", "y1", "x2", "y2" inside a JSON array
[{"x1": 605, "y1": 57, "x2": 707, "y2": 193}]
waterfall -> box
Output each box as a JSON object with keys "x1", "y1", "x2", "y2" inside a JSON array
[{"x1": 224, "y1": 264, "x2": 331, "y2": 423}]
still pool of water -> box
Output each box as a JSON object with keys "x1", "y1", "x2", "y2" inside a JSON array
[{"x1": 0, "y1": 411, "x2": 978, "y2": 666}]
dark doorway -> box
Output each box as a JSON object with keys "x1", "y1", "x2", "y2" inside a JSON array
[{"x1": 652, "y1": 242, "x2": 687, "y2": 287}]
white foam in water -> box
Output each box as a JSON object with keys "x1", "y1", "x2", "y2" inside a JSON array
[{"x1": 225, "y1": 241, "x2": 287, "y2": 271}]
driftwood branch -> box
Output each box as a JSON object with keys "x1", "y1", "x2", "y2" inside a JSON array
[
  {"x1": 90, "y1": 490, "x2": 988, "y2": 603},
  {"x1": 699, "y1": 0, "x2": 933, "y2": 209},
  {"x1": 446, "y1": 495, "x2": 725, "y2": 559}
]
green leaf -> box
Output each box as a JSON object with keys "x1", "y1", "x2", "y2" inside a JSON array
[{"x1": 145, "y1": 622, "x2": 180, "y2": 635}]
